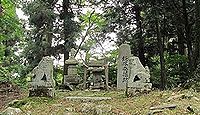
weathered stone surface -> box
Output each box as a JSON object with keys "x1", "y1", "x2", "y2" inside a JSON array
[
  {"x1": 85, "y1": 59, "x2": 108, "y2": 90},
  {"x1": 129, "y1": 56, "x2": 151, "y2": 83},
  {"x1": 64, "y1": 75, "x2": 80, "y2": 85},
  {"x1": 2, "y1": 107, "x2": 23, "y2": 115},
  {"x1": 128, "y1": 82, "x2": 152, "y2": 89},
  {"x1": 89, "y1": 69, "x2": 105, "y2": 89},
  {"x1": 117, "y1": 44, "x2": 131, "y2": 89},
  {"x1": 65, "y1": 48, "x2": 78, "y2": 65},
  {"x1": 117, "y1": 44, "x2": 152, "y2": 91},
  {"x1": 87, "y1": 60, "x2": 105, "y2": 67},
  {"x1": 28, "y1": 56, "x2": 55, "y2": 97},
  {"x1": 128, "y1": 56, "x2": 152, "y2": 90},
  {"x1": 65, "y1": 96, "x2": 112, "y2": 102},
  {"x1": 150, "y1": 104, "x2": 177, "y2": 110},
  {"x1": 80, "y1": 103, "x2": 112, "y2": 115},
  {"x1": 29, "y1": 56, "x2": 54, "y2": 87}
]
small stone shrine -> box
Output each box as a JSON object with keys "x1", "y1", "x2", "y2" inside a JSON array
[
  {"x1": 83, "y1": 59, "x2": 109, "y2": 90},
  {"x1": 64, "y1": 48, "x2": 80, "y2": 88},
  {"x1": 117, "y1": 43, "x2": 152, "y2": 91},
  {"x1": 29, "y1": 56, "x2": 55, "y2": 97}
]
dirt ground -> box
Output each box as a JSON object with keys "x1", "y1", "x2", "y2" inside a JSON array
[{"x1": 0, "y1": 82, "x2": 24, "y2": 111}]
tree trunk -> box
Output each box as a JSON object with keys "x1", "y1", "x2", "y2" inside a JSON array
[
  {"x1": 194, "y1": 0, "x2": 200, "y2": 68},
  {"x1": 135, "y1": 5, "x2": 145, "y2": 66},
  {"x1": 182, "y1": 0, "x2": 193, "y2": 73},
  {"x1": 63, "y1": 0, "x2": 70, "y2": 77},
  {"x1": 156, "y1": 17, "x2": 166, "y2": 90},
  {"x1": 176, "y1": 27, "x2": 186, "y2": 55},
  {"x1": 63, "y1": 50, "x2": 69, "y2": 75},
  {"x1": 45, "y1": 18, "x2": 53, "y2": 56}
]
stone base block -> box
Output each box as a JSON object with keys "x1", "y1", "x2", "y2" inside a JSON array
[
  {"x1": 29, "y1": 88, "x2": 55, "y2": 97},
  {"x1": 29, "y1": 81, "x2": 54, "y2": 88},
  {"x1": 128, "y1": 82, "x2": 152, "y2": 89},
  {"x1": 64, "y1": 75, "x2": 80, "y2": 85},
  {"x1": 90, "y1": 83, "x2": 105, "y2": 89}
]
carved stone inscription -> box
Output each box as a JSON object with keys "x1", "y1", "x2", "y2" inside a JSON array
[{"x1": 117, "y1": 44, "x2": 131, "y2": 89}]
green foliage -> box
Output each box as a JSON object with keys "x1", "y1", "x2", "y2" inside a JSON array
[
  {"x1": 21, "y1": 0, "x2": 56, "y2": 75},
  {"x1": 3, "y1": 0, "x2": 198, "y2": 90},
  {"x1": 106, "y1": 49, "x2": 118, "y2": 84},
  {"x1": 150, "y1": 53, "x2": 189, "y2": 88},
  {"x1": 9, "y1": 96, "x2": 55, "y2": 109},
  {"x1": 191, "y1": 63, "x2": 200, "y2": 91},
  {"x1": 21, "y1": 0, "x2": 80, "y2": 77},
  {"x1": 0, "y1": 0, "x2": 22, "y2": 41},
  {"x1": 0, "y1": 0, "x2": 24, "y2": 85},
  {"x1": 80, "y1": 11, "x2": 106, "y2": 29},
  {"x1": 23, "y1": 0, "x2": 55, "y2": 28},
  {"x1": 0, "y1": 67, "x2": 9, "y2": 82},
  {"x1": 78, "y1": 10, "x2": 108, "y2": 52},
  {"x1": 54, "y1": 66, "x2": 63, "y2": 86}
]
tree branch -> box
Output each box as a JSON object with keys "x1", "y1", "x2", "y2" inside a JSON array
[
  {"x1": 74, "y1": 10, "x2": 96, "y2": 57},
  {"x1": 89, "y1": 34, "x2": 107, "y2": 58}
]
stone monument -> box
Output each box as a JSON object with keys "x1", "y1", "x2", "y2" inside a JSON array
[
  {"x1": 64, "y1": 48, "x2": 80, "y2": 89},
  {"x1": 117, "y1": 44, "x2": 152, "y2": 91},
  {"x1": 117, "y1": 44, "x2": 131, "y2": 89},
  {"x1": 29, "y1": 56, "x2": 55, "y2": 97},
  {"x1": 128, "y1": 56, "x2": 152, "y2": 90}
]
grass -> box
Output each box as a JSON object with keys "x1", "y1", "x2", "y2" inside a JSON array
[{"x1": 5, "y1": 89, "x2": 200, "y2": 115}]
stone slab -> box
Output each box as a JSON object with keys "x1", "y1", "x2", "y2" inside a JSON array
[
  {"x1": 150, "y1": 104, "x2": 177, "y2": 110},
  {"x1": 65, "y1": 96, "x2": 112, "y2": 102}
]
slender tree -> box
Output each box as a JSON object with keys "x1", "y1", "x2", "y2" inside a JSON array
[{"x1": 194, "y1": 0, "x2": 200, "y2": 67}]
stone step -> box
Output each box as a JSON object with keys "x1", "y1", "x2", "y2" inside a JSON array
[{"x1": 65, "y1": 96, "x2": 112, "y2": 102}]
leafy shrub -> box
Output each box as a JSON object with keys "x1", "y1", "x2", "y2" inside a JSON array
[{"x1": 150, "y1": 53, "x2": 189, "y2": 89}]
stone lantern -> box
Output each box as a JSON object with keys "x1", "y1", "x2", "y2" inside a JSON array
[{"x1": 64, "y1": 48, "x2": 80, "y2": 87}]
